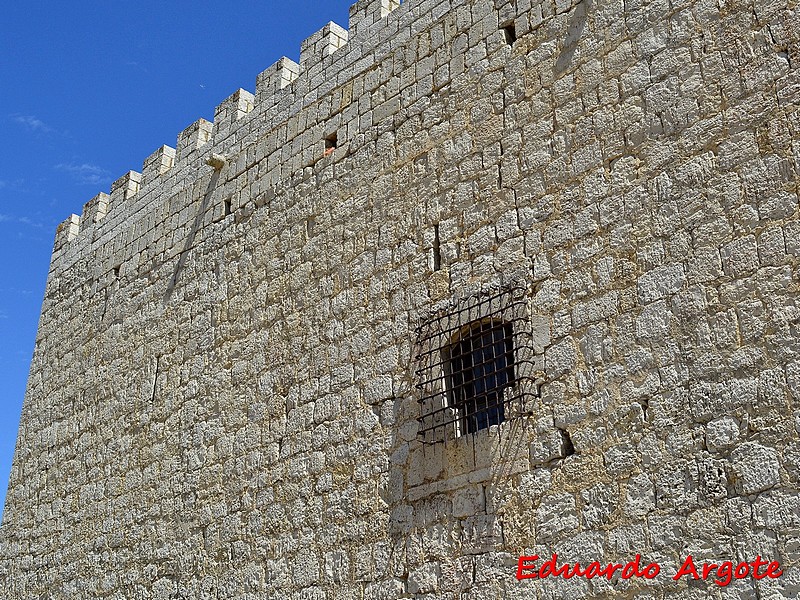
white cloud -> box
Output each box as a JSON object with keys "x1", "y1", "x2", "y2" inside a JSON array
[
  {"x1": 0, "y1": 178, "x2": 25, "y2": 192},
  {"x1": 0, "y1": 213, "x2": 44, "y2": 228},
  {"x1": 125, "y1": 61, "x2": 150, "y2": 74},
  {"x1": 16, "y1": 216, "x2": 44, "y2": 228},
  {"x1": 55, "y1": 162, "x2": 111, "y2": 186},
  {"x1": 13, "y1": 114, "x2": 53, "y2": 133}
]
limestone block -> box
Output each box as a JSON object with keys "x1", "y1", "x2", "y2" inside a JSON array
[
  {"x1": 407, "y1": 562, "x2": 439, "y2": 594},
  {"x1": 572, "y1": 291, "x2": 619, "y2": 329},
  {"x1": 460, "y1": 514, "x2": 503, "y2": 554},
  {"x1": 536, "y1": 493, "x2": 578, "y2": 542},
  {"x1": 452, "y1": 485, "x2": 484, "y2": 518},
  {"x1": 785, "y1": 221, "x2": 800, "y2": 256},
  {"x1": 604, "y1": 443, "x2": 638, "y2": 478},
  {"x1": 544, "y1": 338, "x2": 577, "y2": 378},
  {"x1": 517, "y1": 469, "x2": 552, "y2": 507},
  {"x1": 731, "y1": 443, "x2": 781, "y2": 495},
  {"x1": 698, "y1": 457, "x2": 728, "y2": 503},
  {"x1": 648, "y1": 513, "x2": 685, "y2": 552},
  {"x1": 752, "y1": 490, "x2": 800, "y2": 531},
  {"x1": 623, "y1": 473, "x2": 656, "y2": 517},
  {"x1": 758, "y1": 226, "x2": 787, "y2": 266},
  {"x1": 637, "y1": 263, "x2": 686, "y2": 303},
  {"x1": 634, "y1": 299, "x2": 672, "y2": 341},
  {"x1": 721, "y1": 236, "x2": 760, "y2": 277},
  {"x1": 705, "y1": 417, "x2": 741, "y2": 451},
  {"x1": 580, "y1": 482, "x2": 617, "y2": 528},
  {"x1": 607, "y1": 525, "x2": 648, "y2": 557},
  {"x1": 529, "y1": 428, "x2": 571, "y2": 466}
]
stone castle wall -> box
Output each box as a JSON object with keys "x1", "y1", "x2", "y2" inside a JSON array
[{"x1": 1, "y1": 0, "x2": 799, "y2": 597}]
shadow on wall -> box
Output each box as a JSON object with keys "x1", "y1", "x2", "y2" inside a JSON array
[
  {"x1": 555, "y1": 0, "x2": 590, "y2": 75},
  {"x1": 164, "y1": 170, "x2": 221, "y2": 303},
  {"x1": 386, "y1": 392, "x2": 543, "y2": 589}
]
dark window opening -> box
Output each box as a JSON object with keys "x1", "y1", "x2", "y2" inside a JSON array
[
  {"x1": 224, "y1": 198, "x2": 232, "y2": 217},
  {"x1": 113, "y1": 265, "x2": 121, "y2": 278},
  {"x1": 445, "y1": 319, "x2": 514, "y2": 434},
  {"x1": 502, "y1": 23, "x2": 517, "y2": 46},
  {"x1": 324, "y1": 132, "x2": 338, "y2": 156}
]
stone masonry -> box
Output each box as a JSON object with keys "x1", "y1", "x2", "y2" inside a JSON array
[{"x1": 1, "y1": 0, "x2": 799, "y2": 598}]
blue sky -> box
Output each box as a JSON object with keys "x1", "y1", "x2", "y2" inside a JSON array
[{"x1": 0, "y1": 0, "x2": 355, "y2": 517}]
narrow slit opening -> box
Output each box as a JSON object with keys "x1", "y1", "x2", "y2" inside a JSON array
[
  {"x1": 433, "y1": 224, "x2": 442, "y2": 271},
  {"x1": 224, "y1": 198, "x2": 232, "y2": 217}
]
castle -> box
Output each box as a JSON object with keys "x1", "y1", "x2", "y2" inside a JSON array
[{"x1": 1, "y1": 0, "x2": 799, "y2": 597}]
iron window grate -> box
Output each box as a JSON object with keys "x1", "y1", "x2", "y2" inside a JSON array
[{"x1": 414, "y1": 283, "x2": 540, "y2": 443}]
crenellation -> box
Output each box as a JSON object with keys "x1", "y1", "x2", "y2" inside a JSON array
[
  {"x1": 299, "y1": 21, "x2": 349, "y2": 68},
  {"x1": 255, "y1": 57, "x2": 300, "y2": 105},
  {"x1": 109, "y1": 171, "x2": 142, "y2": 207},
  {"x1": 349, "y1": 0, "x2": 402, "y2": 39},
  {"x1": 79, "y1": 193, "x2": 110, "y2": 233},
  {"x1": 61, "y1": 3, "x2": 424, "y2": 258},
  {"x1": 213, "y1": 88, "x2": 255, "y2": 139},
  {"x1": 141, "y1": 145, "x2": 176, "y2": 187},
  {"x1": 176, "y1": 118, "x2": 213, "y2": 163},
  {"x1": 52, "y1": 214, "x2": 81, "y2": 253}
]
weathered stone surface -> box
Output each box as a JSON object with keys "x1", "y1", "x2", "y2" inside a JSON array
[
  {"x1": 731, "y1": 443, "x2": 782, "y2": 496},
  {"x1": 706, "y1": 416, "x2": 741, "y2": 452},
  {"x1": 1, "y1": 0, "x2": 799, "y2": 598}
]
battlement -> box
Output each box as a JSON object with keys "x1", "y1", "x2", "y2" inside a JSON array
[{"x1": 57, "y1": 0, "x2": 421, "y2": 272}]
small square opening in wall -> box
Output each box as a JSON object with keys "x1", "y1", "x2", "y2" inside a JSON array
[
  {"x1": 324, "y1": 132, "x2": 338, "y2": 157},
  {"x1": 502, "y1": 22, "x2": 517, "y2": 46}
]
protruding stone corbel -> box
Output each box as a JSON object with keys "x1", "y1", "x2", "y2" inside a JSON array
[{"x1": 206, "y1": 153, "x2": 227, "y2": 170}]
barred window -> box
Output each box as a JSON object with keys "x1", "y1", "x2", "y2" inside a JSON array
[
  {"x1": 415, "y1": 284, "x2": 539, "y2": 443},
  {"x1": 445, "y1": 319, "x2": 514, "y2": 434}
]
